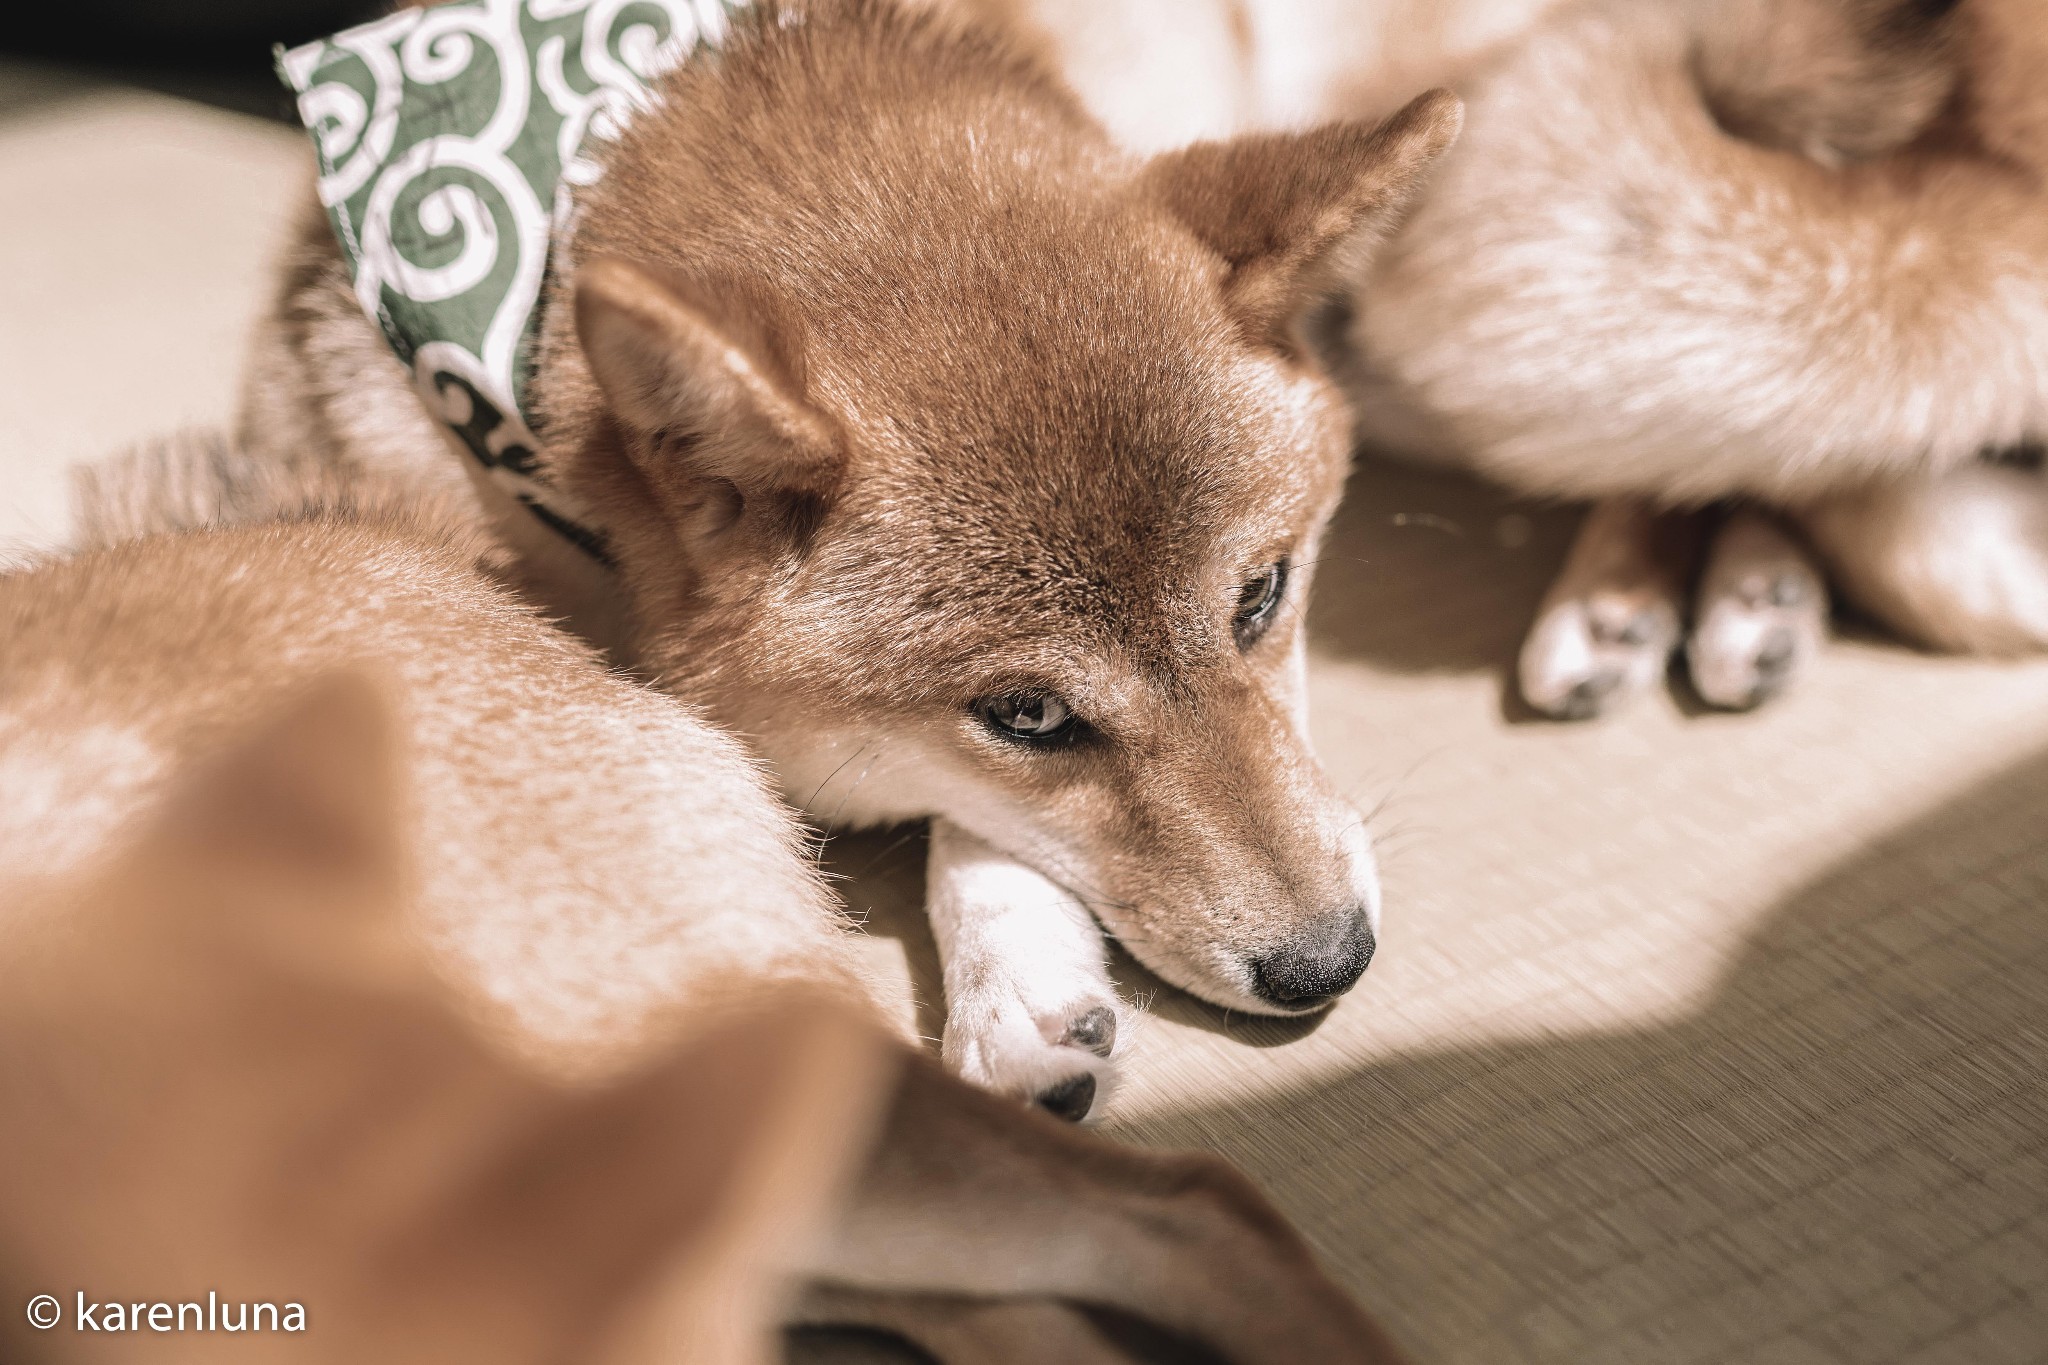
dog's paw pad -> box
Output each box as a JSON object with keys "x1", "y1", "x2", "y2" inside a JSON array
[
  {"x1": 1759, "y1": 572, "x2": 1811, "y2": 609},
  {"x1": 1034, "y1": 1073, "x2": 1099, "y2": 1123},
  {"x1": 1059, "y1": 1005, "x2": 1118, "y2": 1058}
]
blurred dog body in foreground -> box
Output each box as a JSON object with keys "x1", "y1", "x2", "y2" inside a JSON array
[
  {"x1": 0, "y1": 449, "x2": 1407, "y2": 1363},
  {"x1": 243, "y1": 0, "x2": 1464, "y2": 1116},
  {"x1": 0, "y1": 673, "x2": 893, "y2": 1365}
]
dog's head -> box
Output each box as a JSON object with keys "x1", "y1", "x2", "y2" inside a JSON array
[{"x1": 541, "y1": 2, "x2": 1459, "y2": 1014}]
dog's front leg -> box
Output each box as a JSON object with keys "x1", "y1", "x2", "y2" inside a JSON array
[
  {"x1": 925, "y1": 820, "x2": 1126, "y2": 1123},
  {"x1": 790, "y1": 1287, "x2": 1132, "y2": 1363},
  {"x1": 800, "y1": 1054, "x2": 1409, "y2": 1365}
]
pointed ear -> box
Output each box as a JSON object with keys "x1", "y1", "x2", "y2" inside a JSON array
[
  {"x1": 396, "y1": 997, "x2": 899, "y2": 1365},
  {"x1": 1142, "y1": 89, "x2": 1463, "y2": 341},
  {"x1": 166, "y1": 670, "x2": 406, "y2": 907},
  {"x1": 574, "y1": 257, "x2": 843, "y2": 506}
]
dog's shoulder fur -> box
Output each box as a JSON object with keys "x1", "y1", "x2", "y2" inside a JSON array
[{"x1": 10, "y1": 437, "x2": 891, "y2": 1079}]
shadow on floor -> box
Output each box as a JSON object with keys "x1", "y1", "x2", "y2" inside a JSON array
[
  {"x1": 1306, "y1": 453, "x2": 1582, "y2": 681},
  {"x1": 1115, "y1": 745, "x2": 2048, "y2": 1365}
]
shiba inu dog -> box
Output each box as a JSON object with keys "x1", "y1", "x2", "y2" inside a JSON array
[
  {"x1": 1327, "y1": 0, "x2": 2048, "y2": 715},
  {"x1": 2, "y1": 441, "x2": 1410, "y2": 1363},
  {"x1": 240, "y1": 0, "x2": 1463, "y2": 1116}
]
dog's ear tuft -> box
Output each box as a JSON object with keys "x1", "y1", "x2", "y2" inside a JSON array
[
  {"x1": 1143, "y1": 89, "x2": 1462, "y2": 343},
  {"x1": 168, "y1": 671, "x2": 406, "y2": 909},
  {"x1": 575, "y1": 257, "x2": 843, "y2": 507},
  {"x1": 395, "y1": 997, "x2": 898, "y2": 1365}
]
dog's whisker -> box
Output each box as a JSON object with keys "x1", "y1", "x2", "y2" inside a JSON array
[
  {"x1": 803, "y1": 742, "x2": 871, "y2": 817},
  {"x1": 813, "y1": 740, "x2": 887, "y2": 852}
]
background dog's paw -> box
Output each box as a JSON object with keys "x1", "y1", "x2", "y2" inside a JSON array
[
  {"x1": 1687, "y1": 510, "x2": 1828, "y2": 710},
  {"x1": 1519, "y1": 499, "x2": 1694, "y2": 720},
  {"x1": 943, "y1": 993, "x2": 1127, "y2": 1123},
  {"x1": 1519, "y1": 591, "x2": 1679, "y2": 720}
]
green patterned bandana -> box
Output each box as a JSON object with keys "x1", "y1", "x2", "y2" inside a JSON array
[{"x1": 277, "y1": 0, "x2": 751, "y2": 558}]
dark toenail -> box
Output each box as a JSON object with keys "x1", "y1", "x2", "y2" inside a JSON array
[
  {"x1": 1036, "y1": 1074, "x2": 1097, "y2": 1123},
  {"x1": 1745, "y1": 630, "x2": 1800, "y2": 700},
  {"x1": 1768, "y1": 574, "x2": 1808, "y2": 608},
  {"x1": 1712, "y1": 630, "x2": 1800, "y2": 712},
  {"x1": 1557, "y1": 670, "x2": 1622, "y2": 720},
  {"x1": 1062, "y1": 1006, "x2": 1117, "y2": 1058},
  {"x1": 1754, "y1": 629, "x2": 1795, "y2": 680}
]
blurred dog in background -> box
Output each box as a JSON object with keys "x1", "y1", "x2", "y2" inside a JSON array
[
  {"x1": 0, "y1": 436, "x2": 1409, "y2": 1364},
  {"x1": 983, "y1": 0, "x2": 2048, "y2": 717},
  {"x1": 1339, "y1": 0, "x2": 2048, "y2": 717}
]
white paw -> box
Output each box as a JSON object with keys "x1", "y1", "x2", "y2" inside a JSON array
[
  {"x1": 1519, "y1": 589, "x2": 1680, "y2": 720},
  {"x1": 943, "y1": 990, "x2": 1125, "y2": 1123},
  {"x1": 1687, "y1": 512, "x2": 1828, "y2": 710},
  {"x1": 925, "y1": 822, "x2": 1127, "y2": 1123},
  {"x1": 1519, "y1": 500, "x2": 1690, "y2": 720}
]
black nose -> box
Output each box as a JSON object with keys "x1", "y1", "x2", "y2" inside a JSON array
[{"x1": 1249, "y1": 907, "x2": 1376, "y2": 1009}]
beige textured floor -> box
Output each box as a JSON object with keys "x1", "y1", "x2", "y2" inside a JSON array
[{"x1": 6, "y1": 72, "x2": 2044, "y2": 1365}]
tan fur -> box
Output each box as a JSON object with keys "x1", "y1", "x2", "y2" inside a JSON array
[
  {"x1": 0, "y1": 673, "x2": 897, "y2": 1365},
  {"x1": 1804, "y1": 458, "x2": 2048, "y2": 651},
  {"x1": 2, "y1": 456, "x2": 1408, "y2": 1362},
  {"x1": 1346, "y1": 0, "x2": 2048, "y2": 506},
  {"x1": 1259, "y1": 0, "x2": 2048, "y2": 691},
  {"x1": 539, "y1": 5, "x2": 1450, "y2": 1013},
  {"x1": 1695, "y1": 0, "x2": 1965, "y2": 166},
  {"x1": 234, "y1": 0, "x2": 1464, "y2": 1068},
  {"x1": 17, "y1": 450, "x2": 880, "y2": 1080},
  {"x1": 933, "y1": 0, "x2": 1561, "y2": 151}
]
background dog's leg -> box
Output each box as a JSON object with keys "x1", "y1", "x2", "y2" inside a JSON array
[
  {"x1": 926, "y1": 821, "x2": 1126, "y2": 1122},
  {"x1": 1519, "y1": 498, "x2": 1701, "y2": 719},
  {"x1": 790, "y1": 1286, "x2": 1132, "y2": 1364},
  {"x1": 1685, "y1": 508, "x2": 1829, "y2": 710},
  {"x1": 804, "y1": 1056, "x2": 1408, "y2": 1365},
  {"x1": 1800, "y1": 461, "x2": 2048, "y2": 655}
]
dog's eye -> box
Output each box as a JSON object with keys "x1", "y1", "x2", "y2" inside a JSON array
[
  {"x1": 1233, "y1": 560, "x2": 1288, "y2": 649},
  {"x1": 977, "y1": 693, "x2": 1079, "y2": 746}
]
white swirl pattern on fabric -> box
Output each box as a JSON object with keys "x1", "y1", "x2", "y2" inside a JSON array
[{"x1": 278, "y1": 0, "x2": 746, "y2": 557}]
